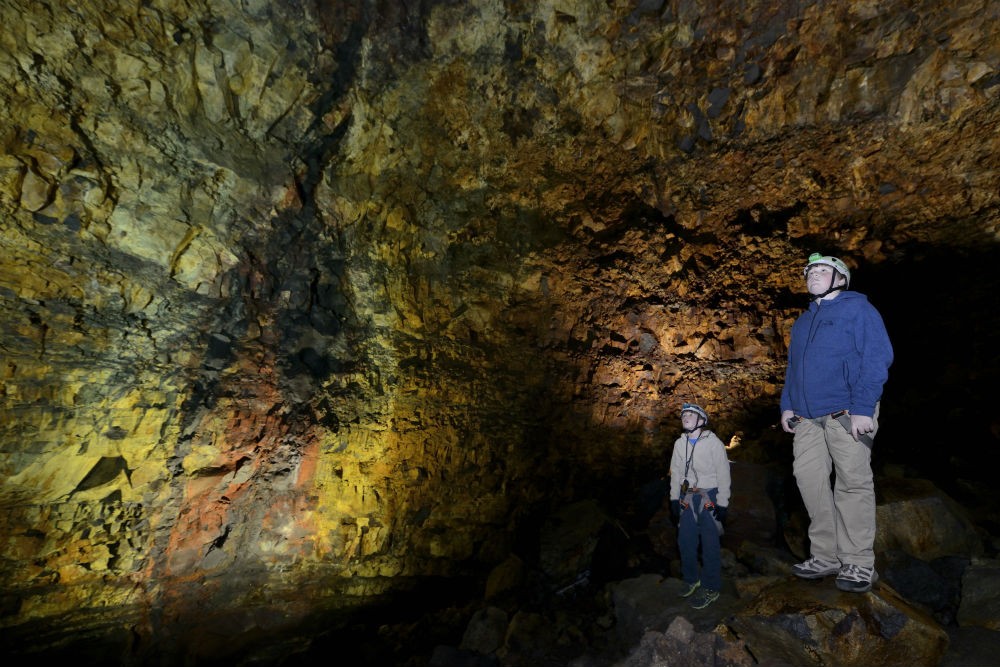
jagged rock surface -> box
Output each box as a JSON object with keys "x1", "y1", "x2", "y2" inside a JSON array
[{"x1": 2, "y1": 0, "x2": 1000, "y2": 664}]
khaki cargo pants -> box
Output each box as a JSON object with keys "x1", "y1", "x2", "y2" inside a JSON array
[{"x1": 792, "y1": 404, "x2": 879, "y2": 568}]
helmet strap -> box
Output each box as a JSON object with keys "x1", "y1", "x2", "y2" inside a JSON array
[{"x1": 682, "y1": 418, "x2": 705, "y2": 434}]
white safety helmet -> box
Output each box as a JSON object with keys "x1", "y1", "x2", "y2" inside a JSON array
[
  {"x1": 680, "y1": 403, "x2": 709, "y2": 425},
  {"x1": 803, "y1": 253, "x2": 851, "y2": 287}
]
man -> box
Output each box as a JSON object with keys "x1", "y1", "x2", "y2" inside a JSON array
[{"x1": 780, "y1": 253, "x2": 893, "y2": 593}]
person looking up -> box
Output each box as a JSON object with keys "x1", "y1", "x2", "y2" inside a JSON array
[
  {"x1": 668, "y1": 403, "x2": 731, "y2": 609},
  {"x1": 780, "y1": 253, "x2": 893, "y2": 593}
]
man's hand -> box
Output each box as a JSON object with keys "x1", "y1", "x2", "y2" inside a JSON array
[
  {"x1": 850, "y1": 413, "x2": 875, "y2": 441},
  {"x1": 781, "y1": 409, "x2": 797, "y2": 433}
]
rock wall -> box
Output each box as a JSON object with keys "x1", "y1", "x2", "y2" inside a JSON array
[{"x1": 1, "y1": 0, "x2": 998, "y2": 662}]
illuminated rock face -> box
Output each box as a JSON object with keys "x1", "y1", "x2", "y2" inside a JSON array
[{"x1": 1, "y1": 0, "x2": 998, "y2": 662}]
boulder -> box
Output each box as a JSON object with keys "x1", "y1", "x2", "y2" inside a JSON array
[{"x1": 728, "y1": 579, "x2": 949, "y2": 667}]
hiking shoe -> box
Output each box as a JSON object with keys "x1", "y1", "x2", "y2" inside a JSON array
[
  {"x1": 689, "y1": 588, "x2": 720, "y2": 610},
  {"x1": 792, "y1": 557, "x2": 841, "y2": 579},
  {"x1": 678, "y1": 580, "x2": 701, "y2": 598},
  {"x1": 836, "y1": 564, "x2": 879, "y2": 593}
]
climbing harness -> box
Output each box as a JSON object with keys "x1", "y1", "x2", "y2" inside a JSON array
[{"x1": 680, "y1": 487, "x2": 724, "y2": 536}]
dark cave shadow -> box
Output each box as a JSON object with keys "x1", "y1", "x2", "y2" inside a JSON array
[{"x1": 861, "y1": 244, "x2": 1000, "y2": 491}]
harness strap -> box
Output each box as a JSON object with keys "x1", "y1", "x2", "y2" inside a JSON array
[{"x1": 681, "y1": 488, "x2": 724, "y2": 535}]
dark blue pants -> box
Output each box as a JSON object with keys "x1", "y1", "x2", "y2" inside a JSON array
[{"x1": 678, "y1": 488, "x2": 721, "y2": 591}]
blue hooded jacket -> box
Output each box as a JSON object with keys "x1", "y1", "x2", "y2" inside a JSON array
[{"x1": 780, "y1": 290, "x2": 893, "y2": 419}]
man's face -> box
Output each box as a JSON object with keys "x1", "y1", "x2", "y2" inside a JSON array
[{"x1": 806, "y1": 265, "x2": 844, "y2": 295}]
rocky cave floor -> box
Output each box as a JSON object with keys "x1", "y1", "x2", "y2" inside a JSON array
[
  {"x1": 9, "y1": 453, "x2": 1000, "y2": 667},
  {"x1": 284, "y1": 484, "x2": 1000, "y2": 667},
  {"x1": 10, "y1": 487, "x2": 1000, "y2": 667}
]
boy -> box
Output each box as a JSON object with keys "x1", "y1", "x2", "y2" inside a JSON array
[{"x1": 669, "y1": 402, "x2": 731, "y2": 609}]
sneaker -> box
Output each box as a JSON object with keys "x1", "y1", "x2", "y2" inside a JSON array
[
  {"x1": 689, "y1": 588, "x2": 720, "y2": 609},
  {"x1": 836, "y1": 564, "x2": 879, "y2": 593},
  {"x1": 792, "y1": 556, "x2": 841, "y2": 579},
  {"x1": 678, "y1": 580, "x2": 701, "y2": 598}
]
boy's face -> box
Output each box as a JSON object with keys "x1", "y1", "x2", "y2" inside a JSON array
[{"x1": 681, "y1": 411, "x2": 701, "y2": 430}]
